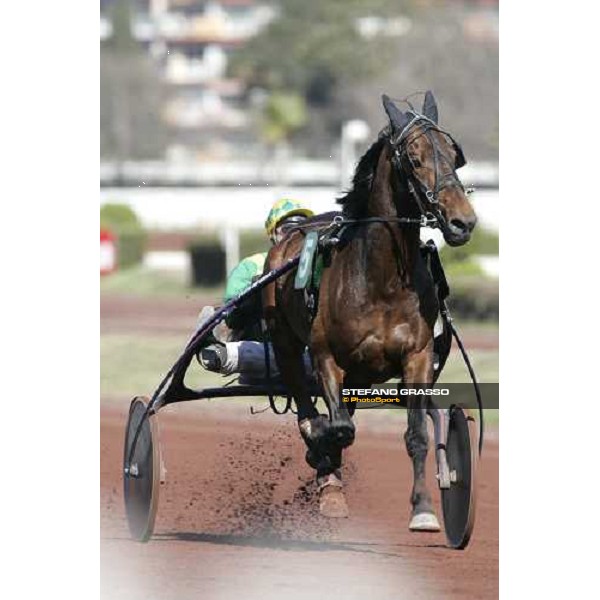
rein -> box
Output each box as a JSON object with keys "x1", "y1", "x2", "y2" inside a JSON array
[
  {"x1": 285, "y1": 214, "x2": 439, "y2": 240},
  {"x1": 335, "y1": 214, "x2": 437, "y2": 228}
]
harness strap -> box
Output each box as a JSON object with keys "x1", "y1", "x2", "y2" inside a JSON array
[
  {"x1": 423, "y1": 240, "x2": 484, "y2": 456},
  {"x1": 261, "y1": 319, "x2": 292, "y2": 415},
  {"x1": 442, "y1": 310, "x2": 485, "y2": 456},
  {"x1": 288, "y1": 214, "x2": 437, "y2": 234}
]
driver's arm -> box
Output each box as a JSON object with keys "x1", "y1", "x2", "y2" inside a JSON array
[{"x1": 224, "y1": 258, "x2": 263, "y2": 329}]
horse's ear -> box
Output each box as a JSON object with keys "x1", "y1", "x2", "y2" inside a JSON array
[
  {"x1": 382, "y1": 94, "x2": 410, "y2": 131},
  {"x1": 422, "y1": 90, "x2": 438, "y2": 123}
]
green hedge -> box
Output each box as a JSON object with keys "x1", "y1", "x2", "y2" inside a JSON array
[
  {"x1": 438, "y1": 227, "x2": 499, "y2": 321},
  {"x1": 100, "y1": 203, "x2": 147, "y2": 269},
  {"x1": 446, "y1": 276, "x2": 499, "y2": 321},
  {"x1": 439, "y1": 227, "x2": 499, "y2": 265},
  {"x1": 116, "y1": 230, "x2": 147, "y2": 269},
  {"x1": 100, "y1": 204, "x2": 141, "y2": 230}
]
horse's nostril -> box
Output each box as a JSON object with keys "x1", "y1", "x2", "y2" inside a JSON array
[{"x1": 450, "y1": 219, "x2": 468, "y2": 233}]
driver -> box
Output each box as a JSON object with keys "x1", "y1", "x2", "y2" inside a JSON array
[{"x1": 197, "y1": 198, "x2": 314, "y2": 379}]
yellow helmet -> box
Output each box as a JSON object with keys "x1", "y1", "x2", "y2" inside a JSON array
[{"x1": 264, "y1": 198, "x2": 314, "y2": 236}]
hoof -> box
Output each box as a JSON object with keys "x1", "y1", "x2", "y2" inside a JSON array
[
  {"x1": 330, "y1": 422, "x2": 355, "y2": 448},
  {"x1": 319, "y1": 486, "x2": 350, "y2": 518},
  {"x1": 409, "y1": 512, "x2": 440, "y2": 532},
  {"x1": 299, "y1": 415, "x2": 331, "y2": 445}
]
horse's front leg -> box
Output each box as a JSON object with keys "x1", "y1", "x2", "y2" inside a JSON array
[{"x1": 402, "y1": 342, "x2": 441, "y2": 532}]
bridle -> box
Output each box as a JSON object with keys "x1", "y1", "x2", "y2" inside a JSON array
[
  {"x1": 388, "y1": 112, "x2": 467, "y2": 230},
  {"x1": 284, "y1": 115, "x2": 469, "y2": 236}
]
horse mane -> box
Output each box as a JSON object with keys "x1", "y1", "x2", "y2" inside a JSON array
[{"x1": 336, "y1": 134, "x2": 387, "y2": 218}]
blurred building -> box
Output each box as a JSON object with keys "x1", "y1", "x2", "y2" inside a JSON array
[
  {"x1": 101, "y1": 0, "x2": 276, "y2": 161},
  {"x1": 101, "y1": 0, "x2": 498, "y2": 168}
]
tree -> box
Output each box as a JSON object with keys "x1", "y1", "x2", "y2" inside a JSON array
[
  {"x1": 232, "y1": 0, "x2": 498, "y2": 161},
  {"x1": 101, "y1": 0, "x2": 168, "y2": 160},
  {"x1": 258, "y1": 91, "x2": 308, "y2": 184},
  {"x1": 230, "y1": 0, "x2": 413, "y2": 158},
  {"x1": 231, "y1": 0, "x2": 405, "y2": 106},
  {"x1": 260, "y1": 92, "x2": 307, "y2": 144}
]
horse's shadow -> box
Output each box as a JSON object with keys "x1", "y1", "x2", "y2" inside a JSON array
[{"x1": 152, "y1": 531, "x2": 446, "y2": 555}]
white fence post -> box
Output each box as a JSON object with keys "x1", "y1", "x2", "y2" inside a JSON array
[
  {"x1": 340, "y1": 119, "x2": 370, "y2": 189},
  {"x1": 224, "y1": 224, "x2": 240, "y2": 276}
]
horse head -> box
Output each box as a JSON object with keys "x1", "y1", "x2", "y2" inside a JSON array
[{"x1": 382, "y1": 92, "x2": 477, "y2": 246}]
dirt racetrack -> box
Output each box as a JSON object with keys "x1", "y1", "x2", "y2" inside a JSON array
[
  {"x1": 101, "y1": 400, "x2": 498, "y2": 600},
  {"x1": 101, "y1": 293, "x2": 499, "y2": 350}
]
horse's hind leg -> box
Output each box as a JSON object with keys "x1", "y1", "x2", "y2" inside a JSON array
[
  {"x1": 308, "y1": 352, "x2": 355, "y2": 518},
  {"x1": 264, "y1": 303, "x2": 337, "y2": 474},
  {"x1": 270, "y1": 351, "x2": 350, "y2": 518},
  {"x1": 263, "y1": 277, "x2": 318, "y2": 423},
  {"x1": 403, "y1": 344, "x2": 440, "y2": 532},
  {"x1": 266, "y1": 310, "x2": 318, "y2": 422},
  {"x1": 317, "y1": 353, "x2": 355, "y2": 449}
]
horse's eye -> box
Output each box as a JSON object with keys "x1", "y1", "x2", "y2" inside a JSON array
[{"x1": 411, "y1": 157, "x2": 421, "y2": 168}]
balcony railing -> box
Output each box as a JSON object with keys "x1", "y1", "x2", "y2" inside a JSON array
[
  {"x1": 100, "y1": 160, "x2": 498, "y2": 188},
  {"x1": 135, "y1": 8, "x2": 275, "y2": 43}
]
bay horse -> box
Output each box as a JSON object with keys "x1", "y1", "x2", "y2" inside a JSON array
[{"x1": 263, "y1": 92, "x2": 477, "y2": 529}]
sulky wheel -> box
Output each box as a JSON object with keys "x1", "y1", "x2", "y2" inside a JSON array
[
  {"x1": 441, "y1": 405, "x2": 478, "y2": 549},
  {"x1": 123, "y1": 396, "x2": 161, "y2": 542}
]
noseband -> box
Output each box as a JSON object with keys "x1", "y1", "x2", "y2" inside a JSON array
[{"x1": 389, "y1": 113, "x2": 466, "y2": 229}]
